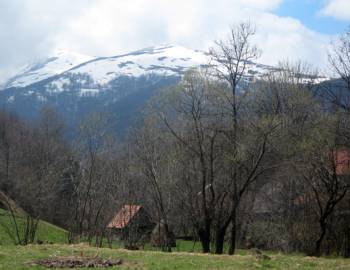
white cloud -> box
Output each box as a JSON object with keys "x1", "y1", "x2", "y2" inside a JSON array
[
  {"x1": 251, "y1": 13, "x2": 330, "y2": 72},
  {"x1": 243, "y1": 0, "x2": 283, "y2": 10},
  {"x1": 0, "y1": 0, "x2": 334, "y2": 82},
  {"x1": 320, "y1": 0, "x2": 350, "y2": 21},
  {"x1": 56, "y1": 0, "x2": 329, "y2": 69},
  {"x1": 0, "y1": 0, "x2": 93, "y2": 83}
]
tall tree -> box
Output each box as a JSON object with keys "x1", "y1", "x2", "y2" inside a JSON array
[
  {"x1": 133, "y1": 116, "x2": 176, "y2": 251},
  {"x1": 157, "y1": 70, "x2": 223, "y2": 253},
  {"x1": 209, "y1": 21, "x2": 273, "y2": 255}
]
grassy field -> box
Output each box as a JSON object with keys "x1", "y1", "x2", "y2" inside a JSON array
[
  {"x1": 0, "y1": 209, "x2": 67, "y2": 245},
  {"x1": 0, "y1": 243, "x2": 350, "y2": 270},
  {"x1": 0, "y1": 209, "x2": 349, "y2": 269}
]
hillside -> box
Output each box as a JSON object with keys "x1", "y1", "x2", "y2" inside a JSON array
[{"x1": 0, "y1": 208, "x2": 67, "y2": 245}]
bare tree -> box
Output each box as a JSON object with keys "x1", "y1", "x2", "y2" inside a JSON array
[
  {"x1": 209, "y1": 22, "x2": 276, "y2": 255},
  {"x1": 155, "y1": 70, "x2": 223, "y2": 253},
  {"x1": 132, "y1": 116, "x2": 176, "y2": 251},
  {"x1": 299, "y1": 120, "x2": 350, "y2": 256},
  {"x1": 0, "y1": 107, "x2": 72, "y2": 244},
  {"x1": 252, "y1": 62, "x2": 323, "y2": 253},
  {"x1": 327, "y1": 27, "x2": 350, "y2": 112},
  {"x1": 69, "y1": 112, "x2": 121, "y2": 244}
]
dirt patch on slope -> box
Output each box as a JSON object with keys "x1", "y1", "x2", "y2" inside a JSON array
[{"x1": 30, "y1": 256, "x2": 123, "y2": 268}]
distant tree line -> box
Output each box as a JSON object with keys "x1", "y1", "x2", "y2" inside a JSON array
[{"x1": 0, "y1": 22, "x2": 349, "y2": 257}]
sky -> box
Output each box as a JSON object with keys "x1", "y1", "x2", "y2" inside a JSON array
[{"x1": 0, "y1": 0, "x2": 349, "y2": 82}]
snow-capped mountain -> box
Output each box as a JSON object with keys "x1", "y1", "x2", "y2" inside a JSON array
[
  {"x1": 0, "y1": 44, "x2": 328, "y2": 136},
  {"x1": 67, "y1": 45, "x2": 210, "y2": 84},
  {"x1": 3, "y1": 45, "x2": 278, "y2": 93},
  {"x1": 5, "y1": 49, "x2": 95, "y2": 89}
]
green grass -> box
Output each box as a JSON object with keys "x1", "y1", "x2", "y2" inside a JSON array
[
  {"x1": 0, "y1": 244, "x2": 349, "y2": 270},
  {"x1": 97, "y1": 238, "x2": 221, "y2": 253},
  {"x1": 144, "y1": 239, "x2": 232, "y2": 253},
  {"x1": 0, "y1": 209, "x2": 67, "y2": 245},
  {"x1": 0, "y1": 208, "x2": 349, "y2": 269}
]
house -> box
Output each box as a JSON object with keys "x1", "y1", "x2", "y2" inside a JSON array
[
  {"x1": 107, "y1": 205, "x2": 154, "y2": 247},
  {"x1": 293, "y1": 149, "x2": 350, "y2": 206},
  {"x1": 335, "y1": 149, "x2": 350, "y2": 176}
]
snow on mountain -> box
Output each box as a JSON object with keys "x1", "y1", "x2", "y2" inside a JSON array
[
  {"x1": 3, "y1": 44, "x2": 329, "y2": 94},
  {"x1": 4, "y1": 49, "x2": 95, "y2": 88},
  {"x1": 0, "y1": 44, "x2": 331, "y2": 135},
  {"x1": 4, "y1": 45, "x2": 283, "y2": 92},
  {"x1": 67, "y1": 45, "x2": 210, "y2": 86}
]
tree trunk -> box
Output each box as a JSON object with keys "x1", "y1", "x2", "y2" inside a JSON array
[
  {"x1": 314, "y1": 219, "x2": 327, "y2": 257},
  {"x1": 198, "y1": 228, "x2": 211, "y2": 253},
  {"x1": 344, "y1": 225, "x2": 350, "y2": 258},
  {"x1": 228, "y1": 211, "x2": 237, "y2": 255},
  {"x1": 215, "y1": 227, "x2": 226, "y2": 254},
  {"x1": 162, "y1": 222, "x2": 172, "y2": 252}
]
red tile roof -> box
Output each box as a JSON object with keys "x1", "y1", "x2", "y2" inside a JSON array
[
  {"x1": 107, "y1": 205, "x2": 142, "y2": 229},
  {"x1": 335, "y1": 150, "x2": 350, "y2": 176}
]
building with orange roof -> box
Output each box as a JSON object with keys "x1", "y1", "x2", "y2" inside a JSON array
[{"x1": 107, "y1": 205, "x2": 154, "y2": 246}]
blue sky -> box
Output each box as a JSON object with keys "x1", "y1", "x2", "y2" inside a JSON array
[{"x1": 276, "y1": 0, "x2": 349, "y2": 34}]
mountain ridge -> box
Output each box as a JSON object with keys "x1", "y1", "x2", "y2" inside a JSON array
[
  {"x1": 0, "y1": 45, "x2": 330, "y2": 136},
  {"x1": 3, "y1": 44, "x2": 283, "y2": 92}
]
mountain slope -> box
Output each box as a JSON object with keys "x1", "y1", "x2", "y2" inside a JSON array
[
  {"x1": 3, "y1": 45, "x2": 280, "y2": 94},
  {"x1": 0, "y1": 45, "x2": 328, "y2": 136},
  {"x1": 4, "y1": 49, "x2": 95, "y2": 89}
]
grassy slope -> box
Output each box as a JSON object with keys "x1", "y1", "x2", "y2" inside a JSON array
[
  {"x1": 0, "y1": 208, "x2": 349, "y2": 269},
  {"x1": 0, "y1": 209, "x2": 67, "y2": 245},
  {"x1": 0, "y1": 244, "x2": 349, "y2": 270}
]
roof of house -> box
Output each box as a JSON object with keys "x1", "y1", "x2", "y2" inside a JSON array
[
  {"x1": 335, "y1": 149, "x2": 350, "y2": 176},
  {"x1": 107, "y1": 204, "x2": 142, "y2": 229}
]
